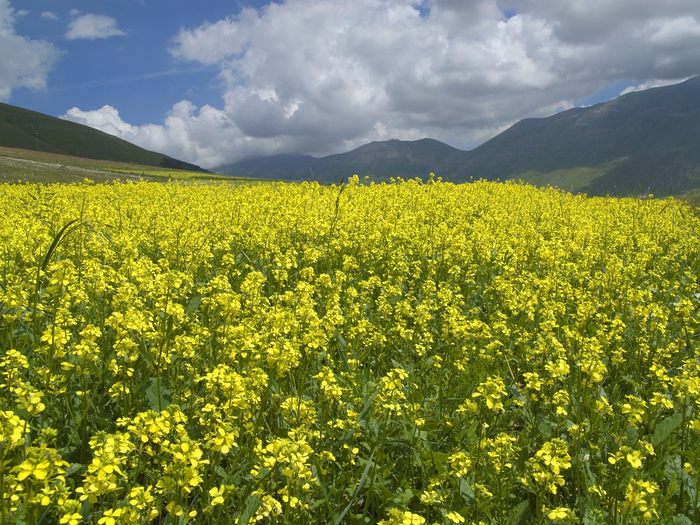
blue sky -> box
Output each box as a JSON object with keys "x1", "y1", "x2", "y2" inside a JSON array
[
  {"x1": 9, "y1": 1, "x2": 267, "y2": 125},
  {"x1": 2, "y1": 1, "x2": 699, "y2": 167}
]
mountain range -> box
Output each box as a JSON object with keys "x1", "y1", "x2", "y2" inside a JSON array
[
  {"x1": 0, "y1": 102, "x2": 205, "y2": 172},
  {"x1": 1, "y1": 77, "x2": 699, "y2": 195},
  {"x1": 218, "y1": 76, "x2": 700, "y2": 196}
]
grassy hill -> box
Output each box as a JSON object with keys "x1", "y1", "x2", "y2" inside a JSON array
[
  {"x1": 0, "y1": 146, "x2": 244, "y2": 184},
  {"x1": 0, "y1": 102, "x2": 206, "y2": 172},
  {"x1": 454, "y1": 76, "x2": 700, "y2": 195}
]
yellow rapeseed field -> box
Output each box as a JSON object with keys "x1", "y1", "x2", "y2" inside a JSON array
[{"x1": 0, "y1": 178, "x2": 698, "y2": 524}]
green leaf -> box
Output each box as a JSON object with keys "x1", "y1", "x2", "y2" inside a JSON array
[
  {"x1": 429, "y1": 451, "x2": 450, "y2": 475},
  {"x1": 185, "y1": 294, "x2": 202, "y2": 314},
  {"x1": 334, "y1": 448, "x2": 376, "y2": 525},
  {"x1": 238, "y1": 493, "x2": 261, "y2": 525},
  {"x1": 459, "y1": 478, "x2": 475, "y2": 502},
  {"x1": 64, "y1": 463, "x2": 83, "y2": 477},
  {"x1": 391, "y1": 487, "x2": 414, "y2": 506},
  {"x1": 507, "y1": 499, "x2": 531, "y2": 525},
  {"x1": 651, "y1": 413, "x2": 682, "y2": 446},
  {"x1": 41, "y1": 219, "x2": 80, "y2": 271},
  {"x1": 671, "y1": 516, "x2": 693, "y2": 525},
  {"x1": 537, "y1": 418, "x2": 556, "y2": 439},
  {"x1": 145, "y1": 377, "x2": 170, "y2": 411},
  {"x1": 582, "y1": 508, "x2": 606, "y2": 525}
]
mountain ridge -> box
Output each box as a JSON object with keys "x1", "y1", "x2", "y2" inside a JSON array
[
  {"x1": 218, "y1": 137, "x2": 467, "y2": 183},
  {"x1": 454, "y1": 76, "x2": 700, "y2": 195},
  {"x1": 218, "y1": 76, "x2": 700, "y2": 195}
]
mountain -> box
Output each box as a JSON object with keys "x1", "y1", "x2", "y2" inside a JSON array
[
  {"x1": 225, "y1": 153, "x2": 316, "y2": 180},
  {"x1": 0, "y1": 102, "x2": 206, "y2": 172},
  {"x1": 218, "y1": 138, "x2": 466, "y2": 183},
  {"x1": 313, "y1": 139, "x2": 467, "y2": 182},
  {"x1": 218, "y1": 77, "x2": 700, "y2": 196},
  {"x1": 454, "y1": 76, "x2": 700, "y2": 195}
]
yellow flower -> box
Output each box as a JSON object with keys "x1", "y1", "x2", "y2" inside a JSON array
[
  {"x1": 209, "y1": 485, "x2": 225, "y2": 506},
  {"x1": 546, "y1": 506, "x2": 576, "y2": 521},
  {"x1": 378, "y1": 508, "x2": 426, "y2": 525},
  {"x1": 59, "y1": 513, "x2": 82, "y2": 525},
  {"x1": 626, "y1": 450, "x2": 643, "y2": 469},
  {"x1": 98, "y1": 508, "x2": 123, "y2": 525}
]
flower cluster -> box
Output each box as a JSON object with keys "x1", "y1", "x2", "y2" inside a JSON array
[{"x1": 0, "y1": 178, "x2": 698, "y2": 523}]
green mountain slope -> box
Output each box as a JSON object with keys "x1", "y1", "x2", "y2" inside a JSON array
[
  {"x1": 0, "y1": 102, "x2": 206, "y2": 172},
  {"x1": 454, "y1": 76, "x2": 700, "y2": 195}
]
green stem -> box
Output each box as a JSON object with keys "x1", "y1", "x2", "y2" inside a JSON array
[{"x1": 0, "y1": 450, "x2": 6, "y2": 523}]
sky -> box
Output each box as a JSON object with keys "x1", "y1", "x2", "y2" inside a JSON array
[{"x1": 2, "y1": 0, "x2": 699, "y2": 169}]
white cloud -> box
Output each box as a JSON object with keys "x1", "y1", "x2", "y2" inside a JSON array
[
  {"x1": 649, "y1": 16, "x2": 700, "y2": 45},
  {"x1": 40, "y1": 11, "x2": 58, "y2": 21},
  {"x1": 62, "y1": 105, "x2": 138, "y2": 138},
  {"x1": 619, "y1": 77, "x2": 693, "y2": 96},
  {"x1": 66, "y1": 0, "x2": 700, "y2": 167},
  {"x1": 0, "y1": 0, "x2": 60, "y2": 100},
  {"x1": 66, "y1": 13, "x2": 125, "y2": 40},
  {"x1": 61, "y1": 103, "x2": 241, "y2": 168}
]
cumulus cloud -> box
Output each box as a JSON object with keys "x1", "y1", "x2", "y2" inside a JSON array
[
  {"x1": 66, "y1": 0, "x2": 700, "y2": 167},
  {"x1": 0, "y1": 0, "x2": 60, "y2": 100},
  {"x1": 40, "y1": 11, "x2": 58, "y2": 21},
  {"x1": 61, "y1": 103, "x2": 242, "y2": 168},
  {"x1": 66, "y1": 13, "x2": 125, "y2": 40},
  {"x1": 62, "y1": 105, "x2": 138, "y2": 138}
]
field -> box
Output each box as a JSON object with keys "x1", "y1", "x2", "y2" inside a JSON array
[
  {"x1": 0, "y1": 178, "x2": 699, "y2": 524},
  {"x1": 0, "y1": 147, "x2": 240, "y2": 184}
]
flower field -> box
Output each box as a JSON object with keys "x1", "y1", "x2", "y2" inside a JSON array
[{"x1": 0, "y1": 178, "x2": 699, "y2": 524}]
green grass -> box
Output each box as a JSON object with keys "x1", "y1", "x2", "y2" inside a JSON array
[
  {"x1": 108, "y1": 167, "x2": 247, "y2": 182},
  {"x1": 513, "y1": 159, "x2": 628, "y2": 193},
  {"x1": 0, "y1": 146, "x2": 259, "y2": 184},
  {"x1": 679, "y1": 188, "x2": 700, "y2": 209}
]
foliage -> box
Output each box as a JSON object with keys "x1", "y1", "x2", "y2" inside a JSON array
[{"x1": 0, "y1": 178, "x2": 698, "y2": 524}]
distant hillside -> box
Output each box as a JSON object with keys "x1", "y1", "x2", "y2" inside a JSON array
[
  {"x1": 218, "y1": 138, "x2": 466, "y2": 182},
  {"x1": 0, "y1": 102, "x2": 206, "y2": 172},
  {"x1": 218, "y1": 77, "x2": 700, "y2": 196},
  {"x1": 454, "y1": 76, "x2": 700, "y2": 195},
  {"x1": 313, "y1": 139, "x2": 466, "y2": 182},
  {"x1": 225, "y1": 153, "x2": 316, "y2": 181}
]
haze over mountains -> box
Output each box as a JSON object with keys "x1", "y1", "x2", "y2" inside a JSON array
[
  {"x1": 218, "y1": 77, "x2": 700, "y2": 196},
  {"x1": 0, "y1": 103, "x2": 205, "y2": 172}
]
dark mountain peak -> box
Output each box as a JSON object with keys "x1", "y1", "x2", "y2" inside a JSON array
[{"x1": 220, "y1": 138, "x2": 466, "y2": 182}]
